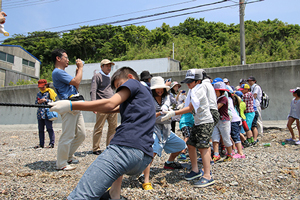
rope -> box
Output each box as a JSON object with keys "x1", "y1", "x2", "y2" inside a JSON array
[{"x1": 0, "y1": 102, "x2": 52, "y2": 108}]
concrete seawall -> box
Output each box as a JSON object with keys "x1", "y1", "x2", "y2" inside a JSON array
[{"x1": 1, "y1": 59, "x2": 300, "y2": 124}]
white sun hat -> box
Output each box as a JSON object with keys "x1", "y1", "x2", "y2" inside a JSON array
[{"x1": 150, "y1": 76, "x2": 170, "y2": 90}]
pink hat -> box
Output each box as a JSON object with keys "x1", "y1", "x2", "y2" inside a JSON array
[
  {"x1": 290, "y1": 87, "x2": 300, "y2": 93},
  {"x1": 214, "y1": 82, "x2": 229, "y2": 91}
]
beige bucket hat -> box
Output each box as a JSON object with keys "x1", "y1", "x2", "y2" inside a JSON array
[{"x1": 150, "y1": 76, "x2": 170, "y2": 90}]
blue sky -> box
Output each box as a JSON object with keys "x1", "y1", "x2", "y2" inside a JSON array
[{"x1": 1, "y1": 0, "x2": 299, "y2": 40}]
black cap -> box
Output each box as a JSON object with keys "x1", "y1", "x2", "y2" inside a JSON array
[
  {"x1": 239, "y1": 79, "x2": 247, "y2": 84},
  {"x1": 247, "y1": 76, "x2": 256, "y2": 81},
  {"x1": 140, "y1": 71, "x2": 152, "y2": 81}
]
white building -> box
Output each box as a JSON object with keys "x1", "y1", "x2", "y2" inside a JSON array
[
  {"x1": 66, "y1": 57, "x2": 181, "y2": 80},
  {"x1": 0, "y1": 45, "x2": 41, "y2": 86}
]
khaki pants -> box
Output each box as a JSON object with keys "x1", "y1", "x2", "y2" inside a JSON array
[
  {"x1": 93, "y1": 112, "x2": 118, "y2": 152},
  {"x1": 257, "y1": 106, "x2": 263, "y2": 134},
  {"x1": 57, "y1": 111, "x2": 86, "y2": 169}
]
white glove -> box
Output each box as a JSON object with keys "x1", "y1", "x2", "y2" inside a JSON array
[
  {"x1": 161, "y1": 110, "x2": 175, "y2": 121},
  {"x1": 177, "y1": 103, "x2": 185, "y2": 110},
  {"x1": 49, "y1": 100, "x2": 72, "y2": 114},
  {"x1": 161, "y1": 105, "x2": 169, "y2": 112}
]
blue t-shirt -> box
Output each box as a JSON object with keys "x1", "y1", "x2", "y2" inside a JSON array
[
  {"x1": 110, "y1": 79, "x2": 156, "y2": 158},
  {"x1": 52, "y1": 68, "x2": 78, "y2": 100}
]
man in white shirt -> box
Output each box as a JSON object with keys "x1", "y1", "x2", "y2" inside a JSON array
[{"x1": 247, "y1": 76, "x2": 263, "y2": 134}]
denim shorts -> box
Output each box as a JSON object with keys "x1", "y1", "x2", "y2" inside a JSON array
[
  {"x1": 153, "y1": 131, "x2": 186, "y2": 157},
  {"x1": 231, "y1": 121, "x2": 241, "y2": 143},
  {"x1": 67, "y1": 144, "x2": 152, "y2": 200}
]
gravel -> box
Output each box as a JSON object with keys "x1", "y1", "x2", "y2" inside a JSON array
[{"x1": 1, "y1": 126, "x2": 300, "y2": 199}]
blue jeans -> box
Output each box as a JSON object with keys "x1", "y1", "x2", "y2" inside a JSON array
[
  {"x1": 67, "y1": 144, "x2": 152, "y2": 200},
  {"x1": 38, "y1": 118, "x2": 55, "y2": 146}
]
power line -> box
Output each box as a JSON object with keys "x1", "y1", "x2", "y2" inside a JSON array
[
  {"x1": 3, "y1": 0, "x2": 59, "y2": 9},
  {"x1": 59, "y1": 0, "x2": 227, "y2": 33},
  {"x1": 1, "y1": 0, "x2": 262, "y2": 43},
  {"x1": 38, "y1": 0, "x2": 198, "y2": 31}
]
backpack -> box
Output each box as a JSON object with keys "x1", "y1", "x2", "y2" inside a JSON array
[
  {"x1": 260, "y1": 90, "x2": 269, "y2": 110},
  {"x1": 253, "y1": 85, "x2": 269, "y2": 110}
]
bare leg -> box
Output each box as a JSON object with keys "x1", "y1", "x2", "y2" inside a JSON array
[
  {"x1": 252, "y1": 127, "x2": 259, "y2": 141},
  {"x1": 240, "y1": 133, "x2": 246, "y2": 142},
  {"x1": 235, "y1": 143, "x2": 244, "y2": 155},
  {"x1": 287, "y1": 117, "x2": 296, "y2": 139},
  {"x1": 198, "y1": 148, "x2": 211, "y2": 180},
  {"x1": 212, "y1": 142, "x2": 219, "y2": 155},
  {"x1": 180, "y1": 137, "x2": 189, "y2": 154},
  {"x1": 109, "y1": 176, "x2": 123, "y2": 199},
  {"x1": 168, "y1": 152, "x2": 181, "y2": 162},
  {"x1": 188, "y1": 145, "x2": 199, "y2": 173},
  {"x1": 143, "y1": 154, "x2": 156, "y2": 184},
  {"x1": 296, "y1": 119, "x2": 300, "y2": 140}
]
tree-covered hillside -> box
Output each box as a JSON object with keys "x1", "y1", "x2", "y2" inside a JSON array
[{"x1": 4, "y1": 17, "x2": 300, "y2": 81}]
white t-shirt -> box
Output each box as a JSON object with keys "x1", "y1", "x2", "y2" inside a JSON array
[
  {"x1": 228, "y1": 97, "x2": 241, "y2": 123},
  {"x1": 251, "y1": 83, "x2": 262, "y2": 106},
  {"x1": 192, "y1": 85, "x2": 214, "y2": 125},
  {"x1": 202, "y1": 79, "x2": 218, "y2": 110}
]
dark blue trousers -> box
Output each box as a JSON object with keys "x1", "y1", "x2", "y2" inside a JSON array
[{"x1": 38, "y1": 118, "x2": 55, "y2": 147}]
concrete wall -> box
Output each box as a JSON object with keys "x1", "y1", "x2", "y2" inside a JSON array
[{"x1": 1, "y1": 59, "x2": 300, "y2": 124}]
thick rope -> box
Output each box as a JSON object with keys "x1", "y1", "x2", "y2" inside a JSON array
[{"x1": 0, "y1": 102, "x2": 52, "y2": 108}]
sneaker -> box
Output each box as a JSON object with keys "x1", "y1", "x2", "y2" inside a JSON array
[
  {"x1": 223, "y1": 155, "x2": 233, "y2": 162},
  {"x1": 142, "y1": 183, "x2": 153, "y2": 190},
  {"x1": 197, "y1": 158, "x2": 214, "y2": 165},
  {"x1": 177, "y1": 153, "x2": 187, "y2": 161},
  {"x1": 68, "y1": 158, "x2": 79, "y2": 164},
  {"x1": 34, "y1": 145, "x2": 44, "y2": 149},
  {"x1": 233, "y1": 154, "x2": 246, "y2": 159},
  {"x1": 221, "y1": 146, "x2": 226, "y2": 155},
  {"x1": 295, "y1": 140, "x2": 300, "y2": 145},
  {"x1": 212, "y1": 155, "x2": 221, "y2": 162},
  {"x1": 58, "y1": 164, "x2": 76, "y2": 171},
  {"x1": 242, "y1": 140, "x2": 250, "y2": 148},
  {"x1": 286, "y1": 138, "x2": 297, "y2": 142},
  {"x1": 164, "y1": 162, "x2": 183, "y2": 170},
  {"x1": 138, "y1": 174, "x2": 145, "y2": 183},
  {"x1": 194, "y1": 177, "x2": 215, "y2": 188},
  {"x1": 184, "y1": 170, "x2": 202, "y2": 180}
]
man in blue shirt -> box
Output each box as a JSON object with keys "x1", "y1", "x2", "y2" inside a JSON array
[{"x1": 51, "y1": 48, "x2": 86, "y2": 171}]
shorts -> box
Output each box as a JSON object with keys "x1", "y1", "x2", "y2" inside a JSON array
[
  {"x1": 181, "y1": 126, "x2": 192, "y2": 138},
  {"x1": 245, "y1": 112, "x2": 255, "y2": 129},
  {"x1": 231, "y1": 121, "x2": 241, "y2": 143},
  {"x1": 153, "y1": 131, "x2": 186, "y2": 157},
  {"x1": 210, "y1": 109, "x2": 220, "y2": 127},
  {"x1": 212, "y1": 120, "x2": 232, "y2": 147},
  {"x1": 187, "y1": 123, "x2": 214, "y2": 149},
  {"x1": 252, "y1": 111, "x2": 259, "y2": 128}
]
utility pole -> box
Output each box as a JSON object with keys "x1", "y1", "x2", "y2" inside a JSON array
[
  {"x1": 0, "y1": 0, "x2": 2, "y2": 11},
  {"x1": 239, "y1": 0, "x2": 246, "y2": 65}
]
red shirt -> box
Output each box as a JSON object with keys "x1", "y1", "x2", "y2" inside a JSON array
[
  {"x1": 218, "y1": 96, "x2": 230, "y2": 121},
  {"x1": 242, "y1": 92, "x2": 255, "y2": 113}
]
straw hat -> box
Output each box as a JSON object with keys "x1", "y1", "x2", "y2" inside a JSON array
[{"x1": 150, "y1": 76, "x2": 170, "y2": 90}]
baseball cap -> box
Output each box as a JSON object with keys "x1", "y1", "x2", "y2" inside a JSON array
[
  {"x1": 100, "y1": 59, "x2": 115, "y2": 66},
  {"x1": 247, "y1": 76, "x2": 256, "y2": 81},
  {"x1": 290, "y1": 87, "x2": 300, "y2": 93},
  {"x1": 238, "y1": 84, "x2": 250, "y2": 90},
  {"x1": 181, "y1": 69, "x2": 204, "y2": 83},
  {"x1": 214, "y1": 82, "x2": 229, "y2": 91},
  {"x1": 212, "y1": 77, "x2": 223, "y2": 85},
  {"x1": 38, "y1": 79, "x2": 47, "y2": 87},
  {"x1": 223, "y1": 78, "x2": 229, "y2": 83},
  {"x1": 140, "y1": 71, "x2": 152, "y2": 80},
  {"x1": 235, "y1": 91, "x2": 243, "y2": 98},
  {"x1": 239, "y1": 79, "x2": 247, "y2": 84}
]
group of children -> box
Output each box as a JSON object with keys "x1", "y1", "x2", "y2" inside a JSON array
[{"x1": 49, "y1": 66, "x2": 300, "y2": 199}]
